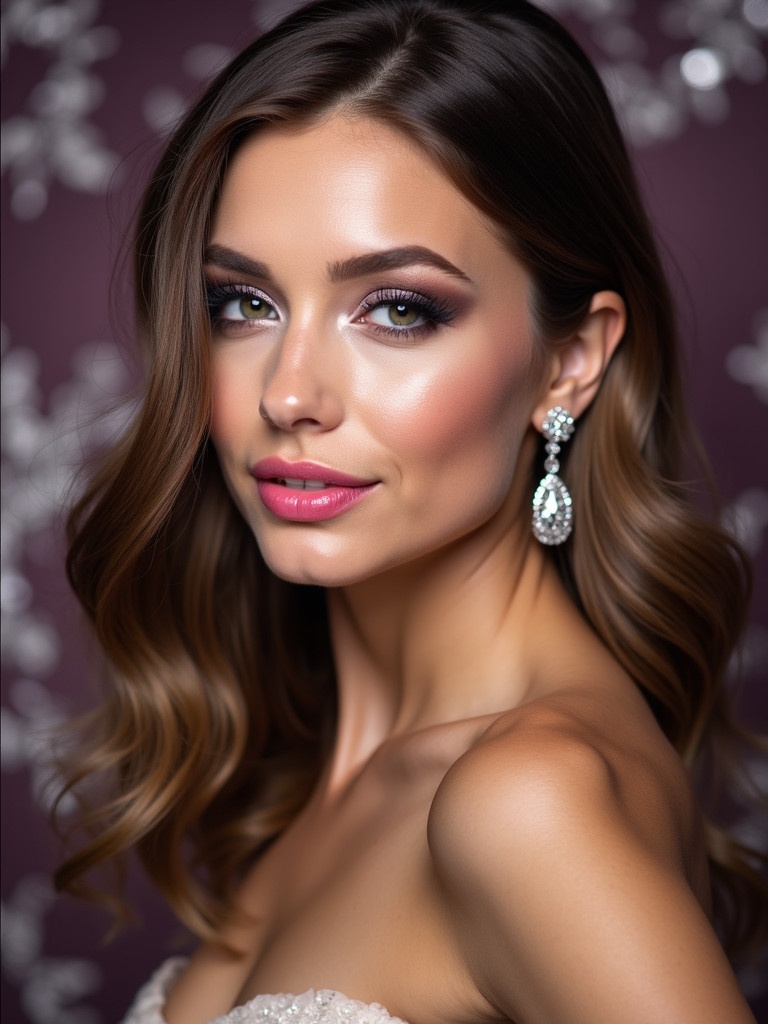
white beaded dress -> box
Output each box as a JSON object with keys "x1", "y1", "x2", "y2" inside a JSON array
[{"x1": 121, "y1": 957, "x2": 409, "y2": 1024}]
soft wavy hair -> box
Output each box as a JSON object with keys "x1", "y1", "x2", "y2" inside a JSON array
[{"x1": 55, "y1": 0, "x2": 766, "y2": 959}]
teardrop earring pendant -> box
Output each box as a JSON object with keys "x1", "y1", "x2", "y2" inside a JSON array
[{"x1": 532, "y1": 406, "x2": 575, "y2": 546}]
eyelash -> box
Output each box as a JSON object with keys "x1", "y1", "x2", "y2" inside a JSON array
[
  {"x1": 206, "y1": 281, "x2": 276, "y2": 332},
  {"x1": 358, "y1": 288, "x2": 456, "y2": 340},
  {"x1": 204, "y1": 281, "x2": 457, "y2": 340}
]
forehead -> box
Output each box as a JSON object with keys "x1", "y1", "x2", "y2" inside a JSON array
[{"x1": 209, "y1": 114, "x2": 515, "y2": 280}]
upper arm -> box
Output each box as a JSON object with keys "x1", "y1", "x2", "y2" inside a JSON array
[{"x1": 428, "y1": 727, "x2": 754, "y2": 1024}]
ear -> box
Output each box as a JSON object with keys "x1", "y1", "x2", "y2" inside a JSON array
[{"x1": 531, "y1": 290, "x2": 626, "y2": 432}]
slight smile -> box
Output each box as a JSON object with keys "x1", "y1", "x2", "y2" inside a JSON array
[{"x1": 252, "y1": 458, "x2": 379, "y2": 522}]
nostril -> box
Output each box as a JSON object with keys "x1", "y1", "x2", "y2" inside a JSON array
[{"x1": 291, "y1": 417, "x2": 322, "y2": 429}]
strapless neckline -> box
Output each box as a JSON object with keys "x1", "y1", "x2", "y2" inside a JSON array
[{"x1": 121, "y1": 956, "x2": 410, "y2": 1024}]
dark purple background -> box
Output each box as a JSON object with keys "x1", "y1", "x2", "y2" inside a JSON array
[{"x1": 2, "y1": 2, "x2": 766, "y2": 1022}]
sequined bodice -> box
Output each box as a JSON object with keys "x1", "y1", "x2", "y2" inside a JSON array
[{"x1": 121, "y1": 958, "x2": 409, "y2": 1024}]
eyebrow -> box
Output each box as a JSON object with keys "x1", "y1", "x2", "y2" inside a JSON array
[
  {"x1": 204, "y1": 244, "x2": 270, "y2": 279},
  {"x1": 204, "y1": 243, "x2": 472, "y2": 284},
  {"x1": 328, "y1": 246, "x2": 472, "y2": 283}
]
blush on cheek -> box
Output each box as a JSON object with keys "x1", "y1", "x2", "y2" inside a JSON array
[{"x1": 373, "y1": 342, "x2": 534, "y2": 467}]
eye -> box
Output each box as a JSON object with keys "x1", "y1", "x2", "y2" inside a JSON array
[
  {"x1": 358, "y1": 288, "x2": 456, "y2": 340},
  {"x1": 221, "y1": 295, "x2": 277, "y2": 321},
  {"x1": 206, "y1": 281, "x2": 279, "y2": 331},
  {"x1": 368, "y1": 301, "x2": 427, "y2": 330}
]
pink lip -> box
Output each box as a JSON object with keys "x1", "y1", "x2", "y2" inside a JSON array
[{"x1": 251, "y1": 458, "x2": 378, "y2": 522}]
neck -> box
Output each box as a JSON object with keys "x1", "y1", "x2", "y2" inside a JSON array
[{"x1": 323, "y1": 509, "x2": 567, "y2": 793}]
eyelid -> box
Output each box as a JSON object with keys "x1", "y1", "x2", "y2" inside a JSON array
[
  {"x1": 205, "y1": 279, "x2": 283, "y2": 321},
  {"x1": 205, "y1": 278, "x2": 279, "y2": 304},
  {"x1": 357, "y1": 287, "x2": 456, "y2": 324},
  {"x1": 360, "y1": 284, "x2": 446, "y2": 305}
]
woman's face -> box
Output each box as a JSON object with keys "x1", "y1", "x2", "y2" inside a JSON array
[{"x1": 207, "y1": 115, "x2": 547, "y2": 586}]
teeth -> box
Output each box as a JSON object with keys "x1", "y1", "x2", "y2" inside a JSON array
[{"x1": 278, "y1": 477, "x2": 329, "y2": 490}]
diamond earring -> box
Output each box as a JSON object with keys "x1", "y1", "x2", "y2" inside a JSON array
[{"x1": 532, "y1": 406, "x2": 575, "y2": 546}]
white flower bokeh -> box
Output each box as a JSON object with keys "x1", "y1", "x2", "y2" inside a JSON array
[{"x1": 1, "y1": 0, "x2": 121, "y2": 219}]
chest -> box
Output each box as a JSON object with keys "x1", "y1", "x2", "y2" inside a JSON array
[{"x1": 231, "y1": 750, "x2": 472, "y2": 1019}]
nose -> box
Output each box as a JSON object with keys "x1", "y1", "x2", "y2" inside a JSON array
[{"x1": 258, "y1": 328, "x2": 343, "y2": 432}]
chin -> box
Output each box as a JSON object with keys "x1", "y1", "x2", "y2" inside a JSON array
[{"x1": 258, "y1": 542, "x2": 379, "y2": 589}]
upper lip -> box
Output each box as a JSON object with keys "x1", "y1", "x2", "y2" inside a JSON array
[{"x1": 252, "y1": 457, "x2": 376, "y2": 487}]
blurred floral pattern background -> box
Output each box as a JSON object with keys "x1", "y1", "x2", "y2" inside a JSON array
[{"x1": 2, "y1": 1, "x2": 766, "y2": 1021}]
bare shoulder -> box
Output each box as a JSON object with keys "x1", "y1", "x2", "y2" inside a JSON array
[
  {"x1": 429, "y1": 693, "x2": 693, "y2": 876},
  {"x1": 427, "y1": 696, "x2": 753, "y2": 1024}
]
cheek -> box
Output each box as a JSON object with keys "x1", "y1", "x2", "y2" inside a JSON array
[
  {"x1": 209, "y1": 357, "x2": 253, "y2": 456},
  {"x1": 362, "y1": 337, "x2": 536, "y2": 480},
  {"x1": 208, "y1": 358, "x2": 263, "y2": 528}
]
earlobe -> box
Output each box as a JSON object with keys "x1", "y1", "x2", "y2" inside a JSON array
[{"x1": 531, "y1": 290, "x2": 626, "y2": 431}]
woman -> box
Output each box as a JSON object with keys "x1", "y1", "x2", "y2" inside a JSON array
[{"x1": 55, "y1": 1, "x2": 766, "y2": 1021}]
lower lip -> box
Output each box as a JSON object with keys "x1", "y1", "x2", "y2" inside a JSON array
[{"x1": 256, "y1": 480, "x2": 377, "y2": 522}]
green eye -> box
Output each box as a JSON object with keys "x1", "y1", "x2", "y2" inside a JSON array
[
  {"x1": 206, "y1": 282, "x2": 280, "y2": 330},
  {"x1": 388, "y1": 303, "x2": 420, "y2": 327},
  {"x1": 234, "y1": 296, "x2": 275, "y2": 319},
  {"x1": 369, "y1": 302, "x2": 425, "y2": 329}
]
